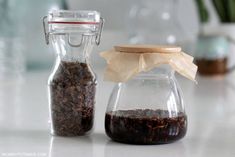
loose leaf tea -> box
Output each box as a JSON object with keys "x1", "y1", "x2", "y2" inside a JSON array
[
  {"x1": 49, "y1": 61, "x2": 96, "y2": 136},
  {"x1": 105, "y1": 109, "x2": 187, "y2": 144}
]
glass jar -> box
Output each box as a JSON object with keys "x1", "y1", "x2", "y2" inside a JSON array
[
  {"x1": 195, "y1": 35, "x2": 229, "y2": 75},
  {"x1": 101, "y1": 45, "x2": 194, "y2": 144},
  {"x1": 127, "y1": 0, "x2": 192, "y2": 52},
  {"x1": 0, "y1": 1, "x2": 26, "y2": 82},
  {"x1": 11, "y1": 0, "x2": 68, "y2": 69},
  {"x1": 105, "y1": 66, "x2": 187, "y2": 144},
  {"x1": 43, "y1": 10, "x2": 104, "y2": 136}
]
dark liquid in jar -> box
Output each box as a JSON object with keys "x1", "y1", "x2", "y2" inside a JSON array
[
  {"x1": 196, "y1": 58, "x2": 227, "y2": 75},
  {"x1": 105, "y1": 109, "x2": 187, "y2": 144}
]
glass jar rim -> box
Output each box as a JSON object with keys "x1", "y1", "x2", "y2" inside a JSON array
[
  {"x1": 46, "y1": 10, "x2": 102, "y2": 35},
  {"x1": 43, "y1": 10, "x2": 104, "y2": 45}
]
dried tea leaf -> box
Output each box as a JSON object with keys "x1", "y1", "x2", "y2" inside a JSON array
[{"x1": 49, "y1": 61, "x2": 96, "y2": 136}]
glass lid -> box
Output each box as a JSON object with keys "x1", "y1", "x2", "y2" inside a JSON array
[
  {"x1": 43, "y1": 10, "x2": 104, "y2": 45},
  {"x1": 48, "y1": 10, "x2": 101, "y2": 24}
]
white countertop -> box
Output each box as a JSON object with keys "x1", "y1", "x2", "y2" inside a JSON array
[{"x1": 0, "y1": 69, "x2": 235, "y2": 157}]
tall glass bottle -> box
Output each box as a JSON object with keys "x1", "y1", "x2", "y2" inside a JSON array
[
  {"x1": 43, "y1": 10, "x2": 104, "y2": 136},
  {"x1": 128, "y1": 0, "x2": 191, "y2": 51}
]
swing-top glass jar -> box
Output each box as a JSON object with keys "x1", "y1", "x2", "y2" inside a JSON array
[
  {"x1": 101, "y1": 45, "x2": 197, "y2": 144},
  {"x1": 43, "y1": 10, "x2": 104, "y2": 136}
]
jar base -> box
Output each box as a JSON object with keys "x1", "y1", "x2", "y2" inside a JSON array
[
  {"x1": 105, "y1": 109, "x2": 187, "y2": 145},
  {"x1": 50, "y1": 129, "x2": 93, "y2": 137},
  {"x1": 109, "y1": 137, "x2": 185, "y2": 145}
]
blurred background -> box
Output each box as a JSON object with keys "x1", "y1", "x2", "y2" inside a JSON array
[
  {"x1": 2, "y1": 0, "x2": 235, "y2": 77},
  {"x1": 0, "y1": 0, "x2": 200, "y2": 75}
]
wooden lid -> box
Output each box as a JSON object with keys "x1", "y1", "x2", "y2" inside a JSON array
[{"x1": 114, "y1": 45, "x2": 182, "y2": 53}]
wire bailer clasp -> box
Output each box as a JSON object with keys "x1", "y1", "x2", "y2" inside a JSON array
[{"x1": 43, "y1": 16, "x2": 104, "y2": 47}]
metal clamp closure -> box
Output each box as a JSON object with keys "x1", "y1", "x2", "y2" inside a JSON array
[
  {"x1": 42, "y1": 16, "x2": 104, "y2": 47},
  {"x1": 95, "y1": 17, "x2": 104, "y2": 46},
  {"x1": 43, "y1": 16, "x2": 49, "y2": 45}
]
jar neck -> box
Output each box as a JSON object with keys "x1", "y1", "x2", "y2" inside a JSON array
[{"x1": 51, "y1": 33, "x2": 95, "y2": 63}]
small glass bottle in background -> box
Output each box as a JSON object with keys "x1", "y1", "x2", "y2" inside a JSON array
[
  {"x1": 195, "y1": 35, "x2": 229, "y2": 75},
  {"x1": 0, "y1": 0, "x2": 25, "y2": 82},
  {"x1": 17, "y1": 0, "x2": 68, "y2": 69}
]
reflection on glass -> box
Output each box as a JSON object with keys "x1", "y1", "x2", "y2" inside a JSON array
[
  {"x1": 105, "y1": 140, "x2": 186, "y2": 157},
  {"x1": 0, "y1": 78, "x2": 24, "y2": 130},
  {"x1": 49, "y1": 136, "x2": 93, "y2": 157}
]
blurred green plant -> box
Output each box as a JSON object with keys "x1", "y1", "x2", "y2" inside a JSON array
[
  {"x1": 195, "y1": 0, "x2": 235, "y2": 23},
  {"x1": 212, "y1": 0, "x2": 235, "y2": 22},
  {"x1": 195, "y1": 0, "x2": 209, "y2": 23}
]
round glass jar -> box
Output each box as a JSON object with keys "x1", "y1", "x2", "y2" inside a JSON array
[
  {"x1": 105, "y1": 66, "x2": 187, "y2": 144},
  {"x1": 101, "y1": 45, "x2": 196, "y2": 144}
]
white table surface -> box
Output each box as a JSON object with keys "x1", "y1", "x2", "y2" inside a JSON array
[{"x1": 0, "y1": 69, "x2": 235, "y2": 157}]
